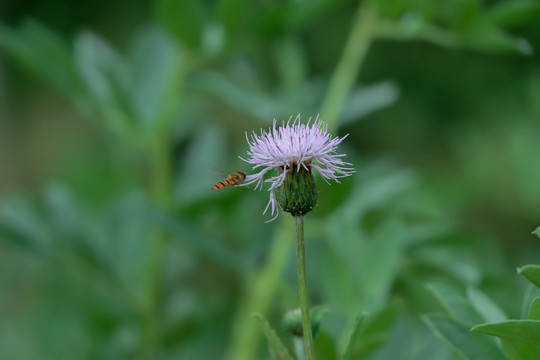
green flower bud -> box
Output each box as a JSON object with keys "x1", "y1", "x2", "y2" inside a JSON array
[
  {"x1": 282, "y1": 306, "x2": 329, "y2": 338},
  {"x1": 277, "y1": 165, "x2": 317, "y2": 216},
  {"x1": 282, "y1": 309, "x2": 303, "y2": 337}
]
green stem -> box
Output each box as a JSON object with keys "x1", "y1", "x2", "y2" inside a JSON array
[
  {"x1": 141, "y1": 133, "x2": 172, "y2": 357},
  {"x1": 150, "y1": 133, "x2": 172, "y2": 208},
  {"x1": 142, "y1": 52, "x2": 186, "y2": 356},
  {"x1": 294, "y1": 215, "x2": 315, "y2": 360},
  {"x1": 320, "y1": 1, "x2": 378, "y2": 133}
]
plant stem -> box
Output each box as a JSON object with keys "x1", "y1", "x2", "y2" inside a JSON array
[
  {"x1": 150, "y1": 133, "x2": 172, "y2": 208},
  {"x1": 141, "y1": 133, "x2": 172, "y2": 357},
  {"x1": 294, "y1": 215, "x2": 315, "y2": 360},
  {"x1": 320, "y1": 1, "x2": 378, "y2": 133}
]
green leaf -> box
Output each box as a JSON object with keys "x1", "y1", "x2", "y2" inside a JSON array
[
  {"x1": 74, "y1": 30, "x2": 126, "y2": 106},
  {"x1": 0, "y1": 195, "x2": 52, "y2": 256},
  {"x1": 216, "y1": 0, "x2": 251, "y2": 42},
  {"x1": 532, "y1": 227, "x2": 540, "y2": 240},
  {"x1": 472, "y1": 320, "x2": 540, "y2": 345},
  {"x1": 351, "y1": 333, "x2": 388, "y2": 359},
  {"x1": 341, "y1": 313, "x2": 366, "y2": 360},
  {"x1": 319, "y1": 246, "x2": 357, "y2": 314},
  {"x1": 425, "y1": 315, "x2": 506, "y2": 360},
  {"x1": 342, "y1": 300, "x2": 398, "y2": 358},
  {"x1": 522, "y1": 285, "x2": 540, "y2": 319},
  {"x1": 310, "y1": 306, "x2": 330, "y2": 339},
  {"x1": 0, "y1": 20, "x2": 83, "y2": 100},
  {"x1": 360, "y1": 300, "x2": 400, "y2": 335},
  {"x1": 357, "y1": 219, "x2": 404, "y2": 308},
  {"x1": 466, "y1": 287, "x2": 507, "y2": 323},
  {"x1": 283, "y1": 0, "x2": 349, "y2": 31},
  {"x1": 253, "y1": 313, "x2": 294, "y2": 360},
  {"x1": 501, "y1": 338, "x2": 540, "y2": 360},
  {"x1": 313, "y1": 331, "x2": 337, "y2": 360},
  {"x1": 489, "y1": 1, "x2": 540, "y2": 28},
  {"x1": 341, "y1": 81, "x2": 400, "y2": 126},
  {"x1": 462, "y1": 23, "x2": 532, "y2": 55},
  {"x1": 528, "y1": 297, "x2": 540, "y2": 320},
  {"x1": 518, "y1": 265, "x2": 540, "y2": 288},
  {"x1": 175, "y1": 125, "x2": 227, "y2": 204},
  {"x1": 42, "y1": 185, "x2": 111, "y2": 273},
  {"x1": 126, "y1": 25, "x2": 182, "y2": 130},
  {"x1": 427, "y1": 283, "x2": 483, "y2": 325},
  {"x1": 155, "y1": 0, "x2": 206, "y2": 48},
  {"x1": 188, "y1": 71, "x2": 295, "y2": 122}
]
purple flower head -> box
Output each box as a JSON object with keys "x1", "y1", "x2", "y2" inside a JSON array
[{"x1": 240, "y1": 114, "x2": 354, "y2": 221}]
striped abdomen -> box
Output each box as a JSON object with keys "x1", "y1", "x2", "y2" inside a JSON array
[{"x1": 211, "y1": 171, "x2": 246, "y2": 190}]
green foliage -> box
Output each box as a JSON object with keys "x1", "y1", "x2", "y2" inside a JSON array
[
  {"x1": 489, "y1": 0, "x2": 540, "y2": 28},
  {"x1": 0, "y1": 0, "x2": 538, "y2": 359},
  {"x1": 0, "y1": 20, "x2": 83, "y2": 100},
  {"x1": 518, "y1": 265, "x2": 540, "y2": 289},
  {"x1": 528, "y1": 297, "x2": 540, "y2": 321},
  {"x1": 423, "y1": 227, "x2": 540, "y2": 360},
  {"x1": 500, "y1": 339, "x2": 540, "y2": 360},
  {"x1": 473, "y1": 320, "x2": 540, "y2": 344},
  {"x1": 1, "y1": 21, "x2": 183, "y2": 141},
  {"x1": 467, "y1": 287, "x2": 507, "y2": 323},
  {"x1": 423, "y1": 284, "x2": 507, "y2": 359},
  {"x1": 253, "y1": 313, "x2": 295, "y2": 360},
  {"x1": 341, "y1": 313, "x2": 366, "y2": 360},
  {"x1": 155, "y1": 0, "x2": 206, "y2": 49},
  {"x1": 425, "y1": 315, "x2": 506, "y2": 360}
]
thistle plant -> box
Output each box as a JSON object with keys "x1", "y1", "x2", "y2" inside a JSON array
[{"x1": 241, "y1": 114, "x2": 353, "y2": 359}]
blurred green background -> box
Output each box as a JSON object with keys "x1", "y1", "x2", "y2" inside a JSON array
[{"x1": 1, "y1": 0, "x2": 540, "y2": 359}]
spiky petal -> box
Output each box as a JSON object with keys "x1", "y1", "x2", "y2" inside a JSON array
[{"x1": 240, "y1": 114, "x2": 354, "y2": 221}]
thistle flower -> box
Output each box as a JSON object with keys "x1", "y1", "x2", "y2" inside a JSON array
[{"x1": 240, "y1": 114, "x2": 354, "y2": 221}]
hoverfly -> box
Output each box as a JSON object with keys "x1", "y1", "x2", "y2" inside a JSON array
[{"x1": 211, "y1": 171, "x2": 247, "y2": 190}]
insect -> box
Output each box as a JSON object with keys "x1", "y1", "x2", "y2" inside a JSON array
[{"x1": 211, "y1": 171, "x2": 247, "y2": 190}]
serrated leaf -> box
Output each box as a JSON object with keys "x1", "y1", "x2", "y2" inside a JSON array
[
  {"x1": 425, "y1": 315, "x2": 506, "y2": 360},
  {"x1": 341, "y1": 313, "x2": 366, "y2": 360},
  {"x1": 253, "y1": 313, "x2": 294, "y2": 360},
  {"x1": 427, "y1": 283, "x2": 483, "y2": 325},
  {"x1": 528, "y1": 297, "x2": 540, "y2": 320},
  {"x1": 467, "y1": 287, "x2": 507, "y2": 323},
  {"x1": 472, "y1": 320, "x2": 540, "y2": 344},
  {"x1": 518, "y1": 265, "x2": 540, "y2": 288},
  {"x1": 501, "y1": 338, "x2": 540, "y2": 360}
]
